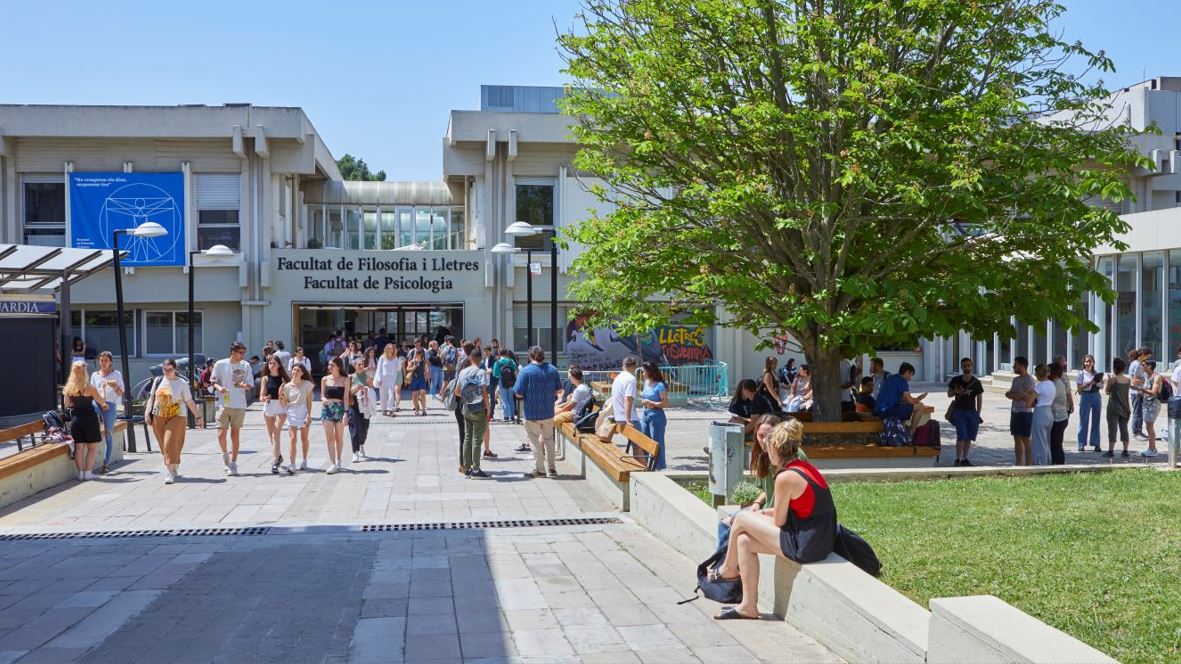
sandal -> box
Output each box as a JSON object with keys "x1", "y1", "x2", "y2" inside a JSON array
[
  {"x1": 708, "y1": 568, "x2": 740, "y2": 583},
  {"x1": 482, "y1": 450, "x2": 498, "y2": 459},
  {"x1": 99, "y1": 464, "x2": 110, "y2": 475},
  {"x1": 714, "y1": 607, "x2": 759, "y2": 621}
]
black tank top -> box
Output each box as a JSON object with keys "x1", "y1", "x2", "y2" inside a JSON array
[
  {"x1": 265, "y1": 377, "x2": 281, "y2": 399},
  {"x1": 324, "y1": 384, "x2": 345, "y2": 400},
  {"x1": 780, "y1": 462, "x2": 838, "y2": 564}
]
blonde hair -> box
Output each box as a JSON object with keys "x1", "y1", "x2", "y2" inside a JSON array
[
  {"x1": 766, "y1": 420, "x2": 804, "y2": 464},
  {"x1": 64, "y1": 361, "x2": 89, "y2": 397}
]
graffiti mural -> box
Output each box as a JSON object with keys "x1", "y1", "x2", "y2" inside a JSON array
[{"x1": 565, "y1": 314, "x2": 714, "y2": 370}]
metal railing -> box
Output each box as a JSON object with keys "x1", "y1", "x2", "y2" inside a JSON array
[{"x1": 562, "y1": 361, "x2": 729, "y2": 407}]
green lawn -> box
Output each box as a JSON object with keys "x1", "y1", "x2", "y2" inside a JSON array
[{"x1": 830, "y1": 469, "x2": 1181, "y2": 664}]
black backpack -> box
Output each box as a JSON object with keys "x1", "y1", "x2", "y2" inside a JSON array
[
  {"x1": 678, "y1": 543, "x2": 742, "y2": 606},
  {"x1": 574, "y1": 395, "x2": 601, "y2": 433},
  {"x1": 500, "y1": 364, "x2": 517, "y2": 389},
  {"x1": 832, "y1": 524, "x2": 882, "y2": 577}
]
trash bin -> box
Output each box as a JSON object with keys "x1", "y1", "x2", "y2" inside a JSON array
[{"x1": 708, "y1": 422, "x2": 745, "y2": 504}]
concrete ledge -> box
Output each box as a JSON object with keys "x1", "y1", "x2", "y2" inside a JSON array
[
  {"x1": 562, "y1": 433, "x2": 630, "y2": 510},
  {"x1": 628, "y1": 472, "x2": 929, "y2": 663},
  {"x1": 927, "y1": 595, "x2": 1115, "y2": 663}
]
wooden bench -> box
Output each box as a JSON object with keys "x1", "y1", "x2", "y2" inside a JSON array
[
  {"x1": 0, "y1": 420, "x2": 45, "y2": 452},
  {"x1": 795, "y1": 405, "x2": 940, "y2": 460},
  {"x1": 0, "y1": 419, "x2": 128, "y2": 481},
  {"x1": 555, "y1": 421, "x2": 661, "y2": 510}
]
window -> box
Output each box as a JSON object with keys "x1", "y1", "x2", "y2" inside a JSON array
[
  {"x1": 362, "y1": 211, "x2": 378, "y2": 250},
  {"x1": 144, "y1": 311, "x2": 202, "y2": 356},
  {"x1": 196, "y1": 174, "x2": 241, "y2": 250},
  {"x1": 69, "y1": 310, "x2": 136, "y2": 358},
  {"x1": 326, "y1": 207, "x2": 343, "y2": 249},
  {"x1": 380, "y1": 211, "x2": 398, "y2": 250},
  {"x1": 345, "y1": 208, "x2": 362, "y2": 249},
  {"x1": 431, "y1": 208, "x2": 448, "y2": 250},
  {"x1": 1170, "y1": 250, "x2": 1181, "y2": 357},
  {"x1": 1141, "y1": 251, "x2": 1164, "y2": 358},
  {"x1": 1115, "y1": 254, "x2": 1137, "y2": 359},
  {"x1": 23, "y1": 179, "x2": 66, "y2": 247},
  {"x1": 512, "y1": 303, "x2": 567, "y2": 353},
  {"x1": 450, "y1": 207, "x2": 466, "y2": 250},
  {"x1": 415, "y1": 208, "x2": 432, "y2": 248},
  {"x1": 515, "y1": 182, "x2": 554, "y2": 250},
  {"x1": 309, "y1": 206, "x2": 325, "y2": 248}
]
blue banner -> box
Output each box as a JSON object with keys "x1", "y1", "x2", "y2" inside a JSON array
[{"x1": 69, "y1": 172, "x2": 185, "y2": 266}]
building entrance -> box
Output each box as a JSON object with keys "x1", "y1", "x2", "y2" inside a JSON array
[{"x1": 294, "y1": 303, "x2": 463, "y2": 374}]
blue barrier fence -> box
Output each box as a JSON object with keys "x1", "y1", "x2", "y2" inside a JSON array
[{"x1": 562, "y1": 362, "x2": 729, "y2": 407}]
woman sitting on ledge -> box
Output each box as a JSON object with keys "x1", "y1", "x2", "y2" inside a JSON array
[{"x1": 711, "y1": 419, "x2": 837, "y2": 620}]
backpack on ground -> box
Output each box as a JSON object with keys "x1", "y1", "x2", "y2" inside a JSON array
[
  {"x1": 677, "y1": 543, "x2": 742, "y2": 606},
  {"x1": 499, "y1": 364, "x2": 517, "y2": 389},
  {"x1": 1158, "y1": 378, "x2": 1173, "y2": 403},
  {"x1": 833, "y1": 524, "x2": 882, "y2": 577}
]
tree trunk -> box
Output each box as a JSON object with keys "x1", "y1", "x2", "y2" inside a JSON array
[{"x1": 802, "y1": 340, "x2": 847, "y2": 422}]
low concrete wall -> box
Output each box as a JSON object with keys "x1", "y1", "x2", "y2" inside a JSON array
[
  {"x1": 629, "y1": 472, "x2": 929, "y2": 663},
  {"x1": 630, "y1": 472, "x2": 1115, "y2": 663},
  {"x1": 561, "y1": 434, "x2": 629, "y2": 511},
  {"x1": 928, "y1": 596, "x2": 1114, "y2": 663},
  {"x1": 0, "y1": 431, "x2": 126, "y2": 511}
]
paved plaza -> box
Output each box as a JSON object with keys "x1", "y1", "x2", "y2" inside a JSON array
[{"x1": 0, "y1": 398, "x2": 836, "y2": 663}]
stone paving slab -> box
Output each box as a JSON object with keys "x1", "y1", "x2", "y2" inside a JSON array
[{"x1": 0, "y1": 400, "x2": 836, "y2": 663}]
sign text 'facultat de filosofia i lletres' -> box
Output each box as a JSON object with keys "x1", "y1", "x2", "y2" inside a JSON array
[{"x1": 276, "y1": 255, "x2": 481, "y2": 294}]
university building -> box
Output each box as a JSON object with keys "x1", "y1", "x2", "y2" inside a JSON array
[{"x1": 1, "y1": 81, "x2": 1179, "y2": 389}]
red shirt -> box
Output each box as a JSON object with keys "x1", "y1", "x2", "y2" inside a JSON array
[{"x1": 784, "y1": 459, "x2": 828, "y2": 520}]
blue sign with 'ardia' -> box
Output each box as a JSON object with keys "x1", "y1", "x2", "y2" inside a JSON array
[{"x1": 69, "y1": 172, "x2": 185, "y2": 266}]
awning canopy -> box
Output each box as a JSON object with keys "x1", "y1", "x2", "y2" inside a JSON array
[{"x1": 0, "y1": 243, "x2": 122, "y2": 293}]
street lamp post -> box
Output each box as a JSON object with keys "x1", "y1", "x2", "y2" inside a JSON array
[
  {"x1": 188, "y1": 244, "x2": 234, "y2": 428},
  {"x1": 112, "y1": 221, "x2": 169, "y2": 453},
  {"x1": 499, "y1": 221, "x2": 559, "y2": 364}
]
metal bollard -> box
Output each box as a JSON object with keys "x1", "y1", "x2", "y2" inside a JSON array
[
  {"x1": 708, "y1": 422, "x2": 745, "y2": 506},
  {"x1": 1168, "y1": 395, "x2": 1181, "y2": 469}
]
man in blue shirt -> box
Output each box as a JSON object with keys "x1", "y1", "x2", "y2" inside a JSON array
[
  {"x1": 513, "y1": 346, "x2": 564, "y2": 478},
  {"x1": 873, "y1": 362, "x2": 927, "y2": 429}
]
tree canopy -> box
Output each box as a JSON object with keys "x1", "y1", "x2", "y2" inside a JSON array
[
  {"x1": 559, "y1": 0, "x2": 1148, "y2": 419},
  {"x1": 337, "y1": 154, "x2": 386, "y2": 181}
]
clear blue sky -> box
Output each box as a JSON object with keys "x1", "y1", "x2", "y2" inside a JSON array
[{"x1": 0, "y1": 0, "x2": 1172, "y2": 180}]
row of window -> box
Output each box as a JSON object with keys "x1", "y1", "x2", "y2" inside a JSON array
[
  {"x1": 306, "y1": 205, "x2": 466, "y2": 251},
  {"x1": 946, "y1": 249, "x2": 1181, "y2": 374},
  {"x1": 21, "y1": 174, "x2": 241, "y2": 250},
  {"x1": 69, "y1": 309, "x2": 202, "y2": 359}
]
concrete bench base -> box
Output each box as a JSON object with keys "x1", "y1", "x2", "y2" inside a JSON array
[
  {"x1": 0, "y1": 427, "x2": 126, "y2": 511},
  {"x1": 928, "y1": 596, "x2": 1115, "y2": 663},
  {"x1": 560, "y1": 432, "x2": 631, "y2": 510},
  {"x1": 627, "y1": 472, "x2": 1114, "y2": 663}
]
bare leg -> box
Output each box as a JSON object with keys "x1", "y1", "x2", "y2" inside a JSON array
[
  {"x1": 288, "y1": 427, "x2": 298, "y2": 467},
  {"x1": 716, "y1": 511, "x2": 782, "y2": 618},
  {"x1": 217, "y1": 428, "x2": 229, "y2": 454},
  {"x1": 323, "y1": 422, "x2": 337, "y2": 464},
  {"x1": 1147, "y1": 422, "x2": 1157, "y2": 451},
  {"x1": 300, "y1": 426, "x2": 310, "y2": 460},
  {"x1": 267, "y1": 416, "x2": 281, "y2": 462},
  {"x1": 1013, "y1": 437, "x2": 1024, "y2": 466},
  {"x1": 333, "y1": 422, "x2": 346, "y2": 461}
]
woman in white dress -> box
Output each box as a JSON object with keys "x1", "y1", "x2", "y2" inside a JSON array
[
  {"x1": 280, "y1": 363, "x2": 314, "y2": 473},
  {"x1": 375, "y1": 343, "x2": 403, "y2": 415}
]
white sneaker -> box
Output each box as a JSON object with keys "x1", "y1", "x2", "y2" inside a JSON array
[
  {"x1": 359, "y1": 446, "x2": 367, "y2": 460},
  {"x1": 1140, "y1": 448, "x2": 1158, "y2": 458},
  {"x1": 326, "y1": 462, "x2": 338, "y2": 475},
  {"x1": 352, "y1": 452, "x2": 361, "y2": 463},
  {"x1": 336, "y1": 461, "x2": 344, "y2": 472},
  {"x1": 222, "y1": 452, "x2": 231, "y2": 472},
  {"x1": 78, "y1": 471, "x2": 85, "y2": 481},
  {"x1": 163, "y1": 472, "x2": 175, "y2": 485},
  {"x1": 299, "y1": 459, "x2": 307, "y2": 470},
  {"x1": 85, "y1": 471, "x2": 95, "y2": 480},
  {"x1": 229, "y1": 462, "x2": 239, "y2": 476}
]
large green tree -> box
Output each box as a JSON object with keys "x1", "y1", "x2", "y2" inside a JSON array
[
  {"x1": 337, "y1": 153, "x2": 386, "y2": 181},
  {"x1": 559, "y1": 0, "x2": 1147, "y2": 420}
]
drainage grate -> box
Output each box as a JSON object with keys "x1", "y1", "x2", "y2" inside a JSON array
[
  {"x1": 360, "y1": 517, "x2": 623, "y2": 532},
  {"x1": 0, "y1": 526, "x2": 270, "y2": 541}
]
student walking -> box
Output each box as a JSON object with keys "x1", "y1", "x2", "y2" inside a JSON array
[
  {"x1": 1104, "y1": 358, "x2": 1132, "y2": 458},
  {"x1": 406, "y1": 349, "x2": 429, "y2": 416},
  {"x1": 211, "y1": 341, "x2": 254, "y2": 476},
  {"x1": 1076, "y1": 354, "x2": 1103, "y2": 452},
  {"x1": 427, "y1": 340, "x2": 444, "y2": 399},
  {"x1": 281, "y1": 363, "x2": 313, "y2": 472},
  {"x1": 349, "y1": 356, "x2": 373, "y2": 462},
  {"x1": 145, "y1": 358, "x2": 203, "y2": 484},
  {"x1": 1048, "y1": 363, "x2": 1073, "y2": 465},
  {"x1": 455, "y1": 349, "x2": 491, "y2": 478},
  {"x1": 947, "y1": 357, "x2": 983, "y2": 466},
  {"x1": 375, "y1": 343, "x2": 403, "y2": 414},
  {"x1": 321, "y1": 357, "x2": 351, "y2": 473},
  {"x1": 259, "y1": 356, "x2": 290, "y2": 474},
  {"x1": 513, "y1": 346, "x2": 564, "y2": 478},
  {"x1": 89, "y1": 351, "x2": 124, "y2": 475},
  {"x1": 64, "y1": 361, "x2": 107, "y2": 481},
  {"x1": 638, "y1": 361, "x2": 670, "y2": 470}
]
